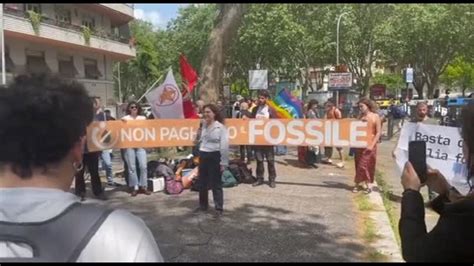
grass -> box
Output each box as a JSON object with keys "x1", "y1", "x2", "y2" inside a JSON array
[
  {"x1": 375, "y1": 170, "x2": 401, "y2": 247},
  {"x1": 355, "y1": 193, "x2": 374, "y2": 211},
  {"x1": 366, "y1": 250, "x2": 388, "y2": 262},
  {"x1": 362, "y1": 216, "x2": 378, "y2": 243},
  {"x1": 354, "y1": 191, "x2": 388, "y2": 261}
]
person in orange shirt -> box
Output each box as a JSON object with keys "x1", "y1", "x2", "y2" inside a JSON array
[{"x1": 324, "y1": 100, "x2": 345, "y2": 168}]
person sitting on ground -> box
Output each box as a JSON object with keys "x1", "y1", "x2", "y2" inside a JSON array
[
  {"x1": 399, "y1": 103, "x2": 474, "y2": 262},
  {"x1": 0, "y1": 74, "x2": 163, "y2": 262}
]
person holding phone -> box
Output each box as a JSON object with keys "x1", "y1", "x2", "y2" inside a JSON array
[
  {"x1": 353, "y1": 98, "x2": 382, "y2": 194},
  {"x1": 399, "y1": 103, "x2": 474, "y2": 262}
]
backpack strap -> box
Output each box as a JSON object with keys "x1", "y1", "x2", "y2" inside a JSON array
[{"x1": 0, "y1": 202, "x2": 113, "y2": 262}]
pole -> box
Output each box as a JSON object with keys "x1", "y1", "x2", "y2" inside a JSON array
[
  {"x1": 1, "y1": 4, "x2": 6, "y2": 85},
  {"x1": 336, "y1": 12, "x2": 349, "y2": 109},
  {"x1": 137, "y1": 69, "x2": 167, "y2": 103},
  {"x1": 117, "y1": 62, "x2": 122, "y2": 102}
]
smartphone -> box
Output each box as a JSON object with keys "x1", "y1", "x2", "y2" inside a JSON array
[{"x1": 408, "y1": 141, "x2": 427, "y2": 183}]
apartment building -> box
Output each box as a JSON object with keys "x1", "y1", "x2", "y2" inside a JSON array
[{"x1": 1, "y1": 3, "x2": 136, "y2": 106}]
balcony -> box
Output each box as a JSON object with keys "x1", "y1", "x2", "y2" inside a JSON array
[{"x1": 3, "y1": 7, "x2": 136, "y2": 59}]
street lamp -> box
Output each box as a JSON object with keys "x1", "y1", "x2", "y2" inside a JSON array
[
  {"x1": 335, "y1": 12, "x2": 349, "y2": 108},
  {"x1": 336, "y1": 12, "x2": 349, "y2": 66}
]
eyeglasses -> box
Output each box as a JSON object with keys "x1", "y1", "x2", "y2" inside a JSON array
[{"x1": 130, "y1": 106, "x2": 137, "y2": 110}]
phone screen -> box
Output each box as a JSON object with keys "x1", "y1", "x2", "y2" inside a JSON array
[{"x1": 408, "y1": 141, "x2": 427, "y2": 183}]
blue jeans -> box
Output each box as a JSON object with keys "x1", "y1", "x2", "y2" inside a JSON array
[
  {"x1": 101, "y1": 150, "x2": 113, "y2": 183},
  {"x1": 125, "y1": 148, "x2": 148, "y2": 189}
]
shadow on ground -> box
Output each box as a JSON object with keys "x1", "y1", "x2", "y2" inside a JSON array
[{"x1": 92, "y1": 189, "x2": 365, "y2": 262}]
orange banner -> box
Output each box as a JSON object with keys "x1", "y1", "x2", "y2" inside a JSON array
[{"x1": 87, "y1": 119, "x2": 372, "y2": 152}]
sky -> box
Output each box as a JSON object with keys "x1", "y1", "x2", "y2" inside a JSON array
[{"x1": 133, "y1": 4, "x2": 189, "y2": 29}]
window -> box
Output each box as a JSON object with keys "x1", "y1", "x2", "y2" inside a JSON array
[
  {"x1": 26, "y1": 50, "x2": 50, "y2": 74},
  {"x1": 25, "y1": 4, "x2": 41, "y2": 14},
  {"x1": 81, "y1": 15, "x2": 95, "y2": 31},
  {"x1": 55, "y1": 7, "x2": 71, "y2": 24},
  {"x1": 84, "y1": 58, "x2": 102, "y2": 80},
  {"x1": 58, "y1": 54, "x2": 77, "y2": 78}
]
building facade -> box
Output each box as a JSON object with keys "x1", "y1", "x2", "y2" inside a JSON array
[{"x1": 1, "y1": 3, "x2": 136, "y2": 106}]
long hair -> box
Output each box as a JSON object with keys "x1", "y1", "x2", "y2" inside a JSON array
[
  {"x1": 203, "y1": 104, "x2": 225, "y2": 124},
  {"x1": 357, "y1": 97, "x2": 377, "y2": 113},
  {"x1": 307, "y1": 99, "x2": 319, "y2": 113},
  {"x1": 126, "y1": 101, "x2": 142, "y2": 115},
  {"x1": 461, "y1": 103, "x2": 474, "y2": 190}
]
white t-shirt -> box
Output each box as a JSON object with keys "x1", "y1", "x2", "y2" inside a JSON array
[
  {"x1": 122, "y1": 115, "x2": 147, "y2": 121},
  {"x1": 0, "y1": 188, "x2": 163, "y2": 262},
  {"x1": 255, "y1": 105, "x2": 270, "y2": 119}
]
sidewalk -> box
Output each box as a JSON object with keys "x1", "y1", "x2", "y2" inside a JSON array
[
  {"x1": 376, "y1": 136, "x2": 439, "y2": 233},
  {"x1": 91, "y1": 148, "x2": 372, "y2": 262}
]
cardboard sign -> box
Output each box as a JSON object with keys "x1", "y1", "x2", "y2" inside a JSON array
[{"x1": 87, "y1": 119, "x2": 372, "y2": 152}]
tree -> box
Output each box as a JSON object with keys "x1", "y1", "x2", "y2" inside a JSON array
[
  {"x1": 339, "y1": 4, "x2": 396, "y2": 96},
  {"x1": 382, "y1": 4, "x2": 473, "y2": 98},
  {"x1": 114, "y1": 20, "x2": 162, "y2": 102},
  {"x1": 441, "y1": 57, "x2": 474, "y2": 97},
  {"x1": 199, "y1": 4, "x2": 246, "y2": 103},
  {"x1": 371, "y1": 73, "x2": 405, "y2": 95}
]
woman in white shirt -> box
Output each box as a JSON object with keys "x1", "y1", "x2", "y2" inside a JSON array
[
  {"x1": 194, "y1": 104, "x2": 229, "y2": 219},
  {"x1": 121, "y1": 102, "x2": 151, "y2": 197}
]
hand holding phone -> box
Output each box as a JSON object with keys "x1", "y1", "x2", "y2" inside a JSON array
[{"x1": 408, "y1": 141, "x2": 427, "y2": 183}]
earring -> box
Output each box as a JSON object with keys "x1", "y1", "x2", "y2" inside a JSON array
[{"x1": 73, "y1": 162, "x2": 84, "y2": 172}]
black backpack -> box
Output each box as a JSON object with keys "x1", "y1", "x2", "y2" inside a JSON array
[
  {"x1": 0, "y1": 203, "x2": 113, "y2": 262},
  {"x1": 147, "y1": 160, "x2": 160, "y2": 179}
]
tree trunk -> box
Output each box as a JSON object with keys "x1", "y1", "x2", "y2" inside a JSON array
[{"x1": 199, "y1": 4, "x2": 246, "y2": 104}]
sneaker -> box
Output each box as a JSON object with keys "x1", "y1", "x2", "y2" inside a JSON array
[
  {"x1": 213, "y1": 210, "x2": 223, "y2": 219},
  {"x1": 139, "y1": 187, "x2": 151, "y2": 195},
  {"x1": 252, "y1": 180, "x2": 264, "y2": 187},
  {"x1": 269, "y1": 181, "x2": 276, "y2": 188}
]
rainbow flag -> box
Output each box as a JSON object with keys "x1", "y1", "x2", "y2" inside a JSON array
[
  {"x1": 266, "y1": 89, "x2": 304, "y2": 119},
  {"x1": 266, "y1": 99, "x2": 293, "y2": 118},
  {"x1": 273, "y1": 89, "x2": 304, "y2": 118}
]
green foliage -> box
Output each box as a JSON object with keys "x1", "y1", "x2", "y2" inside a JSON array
[
  {"x1": 371, "y1": 73, "x2": 404, "y2": 94},
  {"x1": 27, "y1": 10, "x2": 41, "y2": 35},
  {"x1": 114, "y1": 4, "x2": 473, "y2": 101},
  {"x1": 441, "y1": 57, "x2": 474, "y2": 96},
  {"x1": 81, "y1": 26, "x2": 92, "y2": 46}
]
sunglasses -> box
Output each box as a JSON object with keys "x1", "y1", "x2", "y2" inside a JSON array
[{"x1": 130, "y1": 106, "x2": 137, "y2": 110}]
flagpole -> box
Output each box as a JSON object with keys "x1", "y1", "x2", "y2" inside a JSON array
[{"x1": 137, "y1": 68, "x2": 169, "y2": 103}]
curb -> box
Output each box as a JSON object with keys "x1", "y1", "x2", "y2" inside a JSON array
[{"x1": 367, "y1": 181, "x2": 403, "y2": 262}]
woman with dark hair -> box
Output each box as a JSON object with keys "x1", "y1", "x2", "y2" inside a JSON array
[
  {"x1": 399, "y1": 103, "x2": 474, "y2": 262},
  {"x1": 353, "y1": 97, "x2": 382, "y2": 194},
  {"x1": 306, "y1": 99, "x2": 319, "y2": 119},
  {"x1": 121, "y1": 101, "x2": 150, "y2": 197},
  {"x1": 0, "y1": 74, "x2": 162, "y2": 261},
  {"x1": 194, "y1": 104, "x2": 229, "y2": 219}
]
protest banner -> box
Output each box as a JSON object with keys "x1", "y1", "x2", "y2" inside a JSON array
[
  {"x1": 87, "y1": 118, "x2": 372, "y2": 152},
  {"x1": 394, "y1": 122, "x2": 470, "y2": 195}
]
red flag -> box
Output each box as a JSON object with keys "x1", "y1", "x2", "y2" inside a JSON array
[{"x1": 179, "y1": 54, "x2": 198, "y2": 93}]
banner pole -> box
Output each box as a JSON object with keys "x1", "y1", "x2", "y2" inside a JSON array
[{"x1": 137, "y1": 71, "x2": 166, "y2": 103}]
